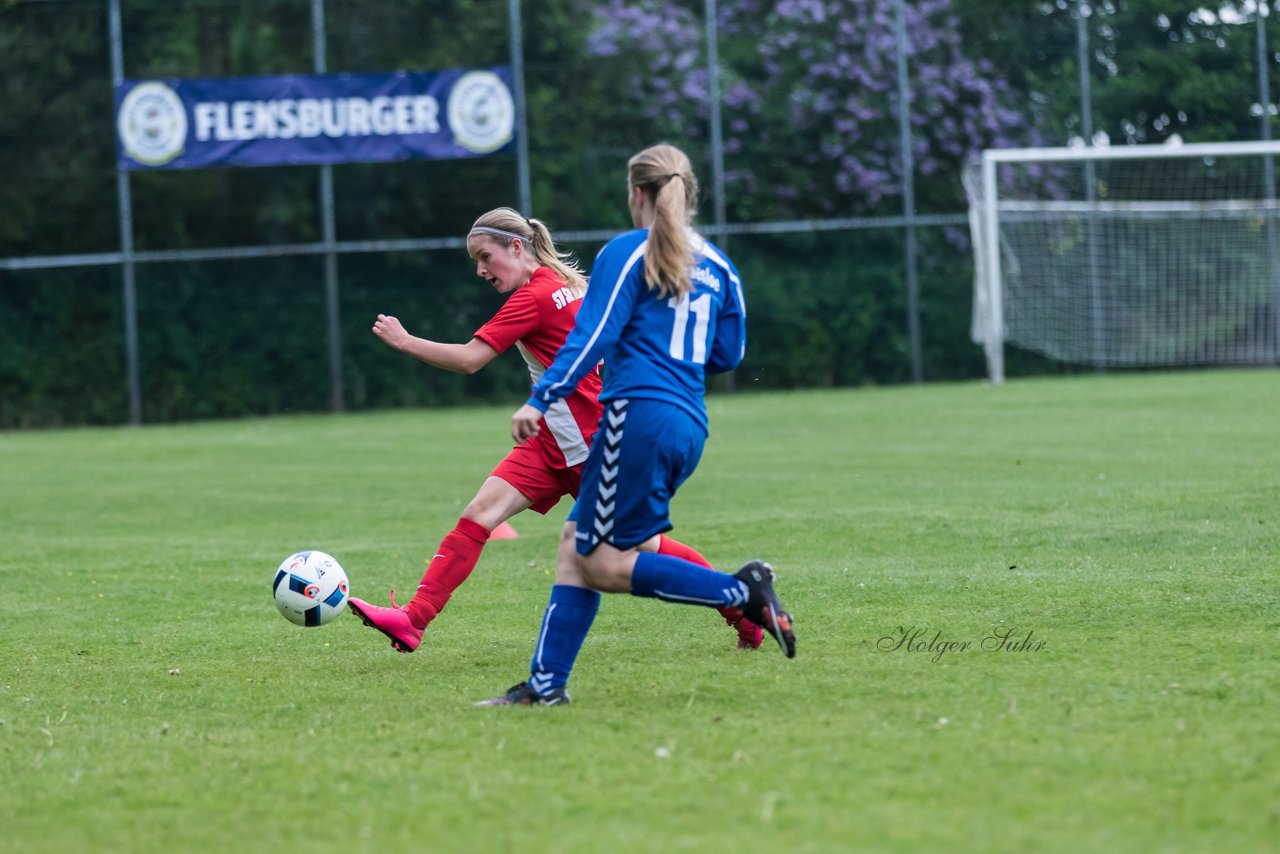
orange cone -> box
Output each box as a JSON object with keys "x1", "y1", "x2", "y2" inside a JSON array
[{"x1": 490, "y1": 521, "x2": 519, "y2": 540}]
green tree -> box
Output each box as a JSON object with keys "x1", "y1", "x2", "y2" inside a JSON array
[{"x1": 1087, "y1": 0, "x2": 1270, "y2": 144}]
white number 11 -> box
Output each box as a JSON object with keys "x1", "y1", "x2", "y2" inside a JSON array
[{"x1": 667, "y1": 293, "x2": 711, "y2": 363}]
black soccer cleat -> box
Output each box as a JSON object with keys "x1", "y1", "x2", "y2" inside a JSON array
[
  {"x1": 474, "y1": 681, "x2": 571, "y2": 707},
  {"x1": 733, "y1": 560, "x2": 796, "y2": 658}
]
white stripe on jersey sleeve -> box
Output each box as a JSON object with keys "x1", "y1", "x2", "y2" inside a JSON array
[{"x1": 694, "y1": 233, "x2": 746, "y2": 318}]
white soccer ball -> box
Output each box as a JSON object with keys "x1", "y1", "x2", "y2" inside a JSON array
[{"x1": 272, "y1": 550, "x2": 349, "y2": 627}]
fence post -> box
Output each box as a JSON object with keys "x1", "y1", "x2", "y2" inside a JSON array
[
  {"x1": 894, "y1": 0, "x2": 923, "y2": 383},
  {"x1": 311, "y1": 0, "x2": 344, "y2": 412},
  {"x1": 703, "y1": 0, "x2": 736, "y2": 393},
  {"x1": 704, "y1": 0, "x2": 726, "y2": 233},
  {"x1": 509, "y1": 0, "x2": 531, "y2": 216},
  {"x1": 1076, "y1": 1, "x2": 1106, "y2": 370},
  {"x1": 1256, "y1": 3, "x2": 1279, "y2": 360},
  {"x1": 108, "y1": 0, "x2": 142, "y2": 425}
]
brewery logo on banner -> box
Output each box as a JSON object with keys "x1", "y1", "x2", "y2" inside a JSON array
[
  {"x1": 117, "y1": 82, "x2": 189, "y2": 166},
  {"x1": 114, "y1": 67, "x2": 516, "y2": 170},
  {"x1": 446, "y1": 71, "x2": 516, "y2": 154}
]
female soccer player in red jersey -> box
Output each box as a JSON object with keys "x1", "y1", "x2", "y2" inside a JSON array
[{"x1": 347, "y1": 207, "x2": 762, "y2": 653}]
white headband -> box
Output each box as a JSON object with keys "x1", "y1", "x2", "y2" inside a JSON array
[{"x1": 468, "y1": 226, "x2": 525, "y2": 242}]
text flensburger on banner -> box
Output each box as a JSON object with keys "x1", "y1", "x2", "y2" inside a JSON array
[{"x1": 115, "y1": 67, "x2": 515, "y2": 170}]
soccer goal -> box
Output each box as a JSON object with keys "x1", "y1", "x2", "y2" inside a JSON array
[{"x1": 966, "y1": 140, "x2": 1280, "y2": 383}]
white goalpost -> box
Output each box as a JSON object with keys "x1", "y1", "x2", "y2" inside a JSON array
[{"x1": 966, "y1": 140, "x2": 1280, "y2": 383}]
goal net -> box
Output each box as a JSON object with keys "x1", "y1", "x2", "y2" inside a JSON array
[{"x1": 966, "y1": 141, "x2": 1280, "y2": 382}]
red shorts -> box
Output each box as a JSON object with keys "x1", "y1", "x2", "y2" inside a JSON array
[{"x1": 490, "y1": 438, "x2": 582, "y2": 515}]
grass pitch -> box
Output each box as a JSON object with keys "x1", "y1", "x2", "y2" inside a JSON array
[{"x1": 2, "y1": 370, "x2": 1278, "y2": 852}]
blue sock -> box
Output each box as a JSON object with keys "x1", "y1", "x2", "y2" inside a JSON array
[
  {"x1": 630, "y1": 552, "x2": 748, "y2": 609},
  {"x1": 528, "y1": 585, "x2": 601, "y2": 696}
]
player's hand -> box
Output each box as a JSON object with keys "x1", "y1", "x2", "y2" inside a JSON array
[
  {"x1": 372, "y1": 314, "x2": 410, "y2": 350},
  {"x1": 511, "y1": 404, "x2": 543, "y2": 443}
]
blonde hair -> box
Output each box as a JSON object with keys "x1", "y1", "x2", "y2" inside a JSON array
[
  {"x1": 468, "y1": 207, "x2": 587, "y2": 294},
  {"x1": 628, "y1": 143, "x2": 699, "y2": 299}
]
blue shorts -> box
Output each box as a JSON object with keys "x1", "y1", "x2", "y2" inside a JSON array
[{"x1": 568, "y1": 398, "x2": 706, "y2": 554}]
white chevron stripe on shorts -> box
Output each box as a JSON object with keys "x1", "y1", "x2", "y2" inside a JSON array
[{"x1": 590, "y1": 399, "x2": 627, "y2": 546}]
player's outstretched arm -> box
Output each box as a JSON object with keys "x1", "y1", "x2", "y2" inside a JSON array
[{"x1": 372, "y1": 314, "x2": 499, "y2": 374}]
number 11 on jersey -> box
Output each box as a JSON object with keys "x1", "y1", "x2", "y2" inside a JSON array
[{"x1": 667, "y1": 293, "x2": 711, "y2": 363}]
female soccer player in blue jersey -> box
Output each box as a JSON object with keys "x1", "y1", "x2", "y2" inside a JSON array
[
  {"x1": 479, "y1": 144, "x2": 795, "y2": 707},
  {"x1": 346, "y1": 206, "x2": 761, "y2": 656}
]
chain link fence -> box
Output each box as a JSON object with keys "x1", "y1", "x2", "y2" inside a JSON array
[{"x1": 1, "y1": 0, "x2": 1276, "y2": 426}]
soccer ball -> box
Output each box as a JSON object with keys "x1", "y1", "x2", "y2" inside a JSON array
[{"x1": 272, "y1": 550, "x2": 349, "y2": 627}]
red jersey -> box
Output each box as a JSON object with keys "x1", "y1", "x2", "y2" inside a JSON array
[{"x1": 473, "y1": 267, "x2": 603, "y2": 469}]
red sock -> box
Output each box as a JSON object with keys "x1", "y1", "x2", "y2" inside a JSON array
[
  {"x1": 657, "y1": 535, "x2": 713, "y2": 568},
  {"x1": 406, "y1": 517, "x2": 491, "y2": 629}
]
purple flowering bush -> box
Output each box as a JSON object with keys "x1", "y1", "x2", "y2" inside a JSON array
[{"x1": 589, "y1": 0, "x2": 1027, "y2": 218}]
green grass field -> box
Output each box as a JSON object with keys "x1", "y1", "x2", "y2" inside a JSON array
[{"x1": 2, "y1": 370, "x2": 1278, "y2": 852}]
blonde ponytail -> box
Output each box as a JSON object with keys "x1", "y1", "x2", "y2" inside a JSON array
[
  {"x1": 526, "y1": 216, "x2": 587, "y2": 295},
  {"x1": 627, "y1": 144, "x2": 700, "y2": 299}
]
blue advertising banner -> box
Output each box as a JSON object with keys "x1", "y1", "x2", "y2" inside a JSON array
[{"x1": 115, "y1": 67, "x2": 515, "y2": 170}]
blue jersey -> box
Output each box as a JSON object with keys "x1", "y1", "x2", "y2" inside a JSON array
[{"x1": 526, "y1": 228, "x2": 746, "y2": 432}]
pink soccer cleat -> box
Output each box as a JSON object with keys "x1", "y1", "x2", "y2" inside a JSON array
[{"x1": 347, "y1": 590, "x2": 424, "y2": 653}]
